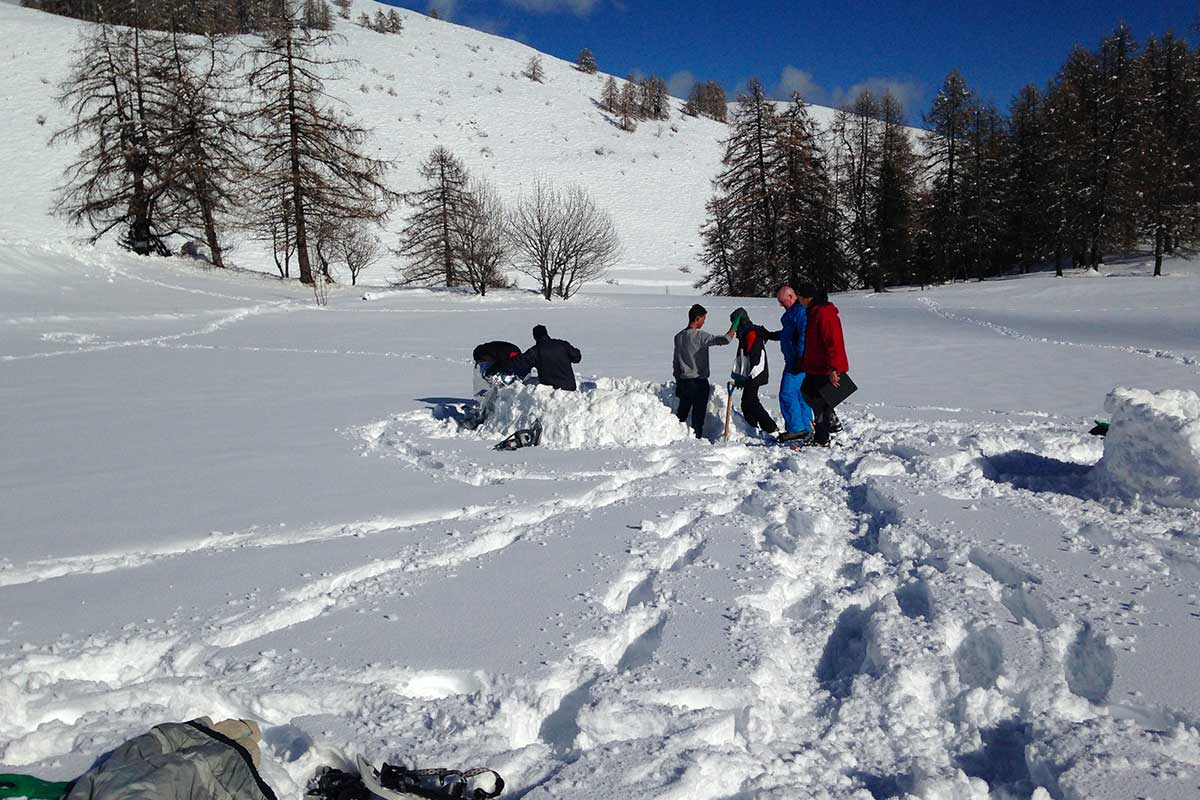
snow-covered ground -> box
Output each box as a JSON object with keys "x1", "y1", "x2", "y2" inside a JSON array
[
  {"x1": 4, "y1": 2, "x2": 1200, "y2": 799},
  {"x1": 3, "y1": 240, "x2": 1200, "y2": 800}
]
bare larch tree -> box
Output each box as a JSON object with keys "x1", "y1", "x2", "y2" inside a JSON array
[
  {"x1": 244, "y1": 2, "x2": 395, "y2": 284},
  {"x1": 393, "y1": 146, "x2": 471, "y2": 286}
]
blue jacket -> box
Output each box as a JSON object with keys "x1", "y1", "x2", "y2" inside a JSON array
[{"x1": 779, "y1": 303, "x2": 807, "y2": 374}]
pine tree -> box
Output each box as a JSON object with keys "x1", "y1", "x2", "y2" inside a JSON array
[
  {"x1": 921, "y1": 70, "x2": 975, "y2": 282},
  {"x1": 960, "y1": 102, "x2": 1010, "y2": 279},
  {"x1": 524, "y1": 54, "x2": 544, "y2": 83},
  {"x1": 684, "y1": 81, "x2": 728, "y2": 123},
  {"x1": 301, "y1": 0, "x2": 332, "y2": 30},
  {"x1": 638, "y1": 76, "x2": 670, "y2": 120},
  {"x1": 245, "y1": 4, "x2": 395, "y2": 284},
  {"x1": 775, "y1": 95, "x2": 844, "y2": 291},
  {"x1": 51, "y1": 19, "x2": 174, "y2": 255},
  {"x1": 1135, "y1": 33, "x2": 1198, "y2": 275},
  {"x1": 357, "y1": 11, "x2": 370, "y2": 28},
  {"x1": 698, "y1": 79, "x2": 784, "y2": 294},
  {"x1": 154, "y1": 25, "x2": 250, "y2": 269},
  {"x1": 393, "y1": 147, "x2": 471, "y2": 286},
  {"x1": 874, "y1": 92, "x2": 918, "y2": 287},
  {"x1": 1005, "y1": 85, "x2": 1053, "y2": 273},
  {"x1": 575, "y1": 47, "x2": 597, "y2": 74},
  {"x1": 831, "y1": 90, "x2": 883, "y2": 289},
  {"x1": 372, "y1": 9, "x2": 387, "y2": 33},
  {"x1": 386, "y1": 9, "x2": 403, "y2": 33},
  {"x1": 600, "y1": 75, "x2": 619, "y2": 113},
  {"x1": 618, "y1": 79, "x2": 639, "y2": 131},
  {"x1": 334, "y1": 0, "x2": 351, "y2": 19}
]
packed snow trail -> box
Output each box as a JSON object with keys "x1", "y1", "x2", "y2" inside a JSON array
[{"x1": 6, "y1": 394, "x2": 1200, "y2": 799}]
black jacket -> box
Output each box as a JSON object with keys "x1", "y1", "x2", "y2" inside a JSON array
[
  {"x1": 732, "y1": 312, "x2": 773, "y2": 388},
  {"x1": 473, "y1": 340, "x2": 530, "y2": 378},
  {"x1": 517, "y1": 335, "x2": 582, "y2": 391}
]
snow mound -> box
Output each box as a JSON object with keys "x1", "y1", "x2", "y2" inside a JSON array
[
  {"x1": 478, "y1": 378, "x2": 694, "y2": 449},
  {"x1": 1091, "y1": 387, "x2": 1200, "y2": 507}
]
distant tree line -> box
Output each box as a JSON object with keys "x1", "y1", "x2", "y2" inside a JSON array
[
  {"x1": 23, "y1": 0, "x2": 339, "y2": 34},
  {"x1": 702, "y1": 24, "x2": 1200, "y2": 295},
  {"x1": 49, "y1": 0, "x2": 394, "y2": 289},
  {"x1": 598, "y1": 74, "x2": 670, "y2": 132}
]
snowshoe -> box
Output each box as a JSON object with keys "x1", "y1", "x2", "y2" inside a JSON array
[
  {"x1": 493, "y1": 420, "x2": 542, "y2": 451},
  {"x1": 356, "y1": 755, "x2": 504, "y2": 800},
  {"x1": 776, "y1": 430, "x2": 811, "y2": 445},
  {"x1": 828, "y1": 412, "x2": 843, "y2": 434},
  {"x1": 307, "y1": 766, "x2": 372, "y2": 800}
]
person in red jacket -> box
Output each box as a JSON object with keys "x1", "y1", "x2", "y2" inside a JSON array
[{"x1": 795, "y1": 284, "x2": 849, "y2": 446}]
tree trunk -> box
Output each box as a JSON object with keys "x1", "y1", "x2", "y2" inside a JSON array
[
  {"x1": 1154, "y1": 225, "x2": 1163, "y2": 277},
  {"x1": 198, "y1": 187, "x2": 225, "y2": 268},
  {"x1": 1054, "y1": 248, "x2": 1063, "y2": 278},
  {"x1": 285, "y1": 32, "x2": 314, "y2": 284}
]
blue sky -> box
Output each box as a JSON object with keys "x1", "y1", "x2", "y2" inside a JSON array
[{"x1": 380, "y1": 0, "x2": 1197, "y2": 119}]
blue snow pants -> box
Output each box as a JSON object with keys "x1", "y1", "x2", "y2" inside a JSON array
[{"x1": 779, "y1": 371, "x2": 813, "y2": 435}]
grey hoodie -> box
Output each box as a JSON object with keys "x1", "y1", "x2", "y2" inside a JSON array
[{"x1": 673, "y1": 328, "x2": 730, "y2": 381}]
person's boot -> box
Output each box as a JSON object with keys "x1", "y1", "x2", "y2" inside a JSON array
[{"x1": 812, "y1": 420, "x2": 832, "y2": 446}]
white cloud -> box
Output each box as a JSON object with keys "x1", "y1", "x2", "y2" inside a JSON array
[
  {"x1": 667, "y1": 70, "x2": 696, "y2": 99},
  {"x1": 771, "y1": 66, "x2": 924, "y2": 113},
  {"x1": 830, "y1": 77, "x2": 924, "y2": 112},
  {"x1": 776, "y1": 65, "x2": 826, "y2": 104},
  {"x1": 505, "y1": 0, "x2": 601, "y2": 14}
]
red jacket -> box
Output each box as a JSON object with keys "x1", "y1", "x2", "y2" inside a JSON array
[{"x1": 798, "y1": 302, "x2": 849, "y2": 376}]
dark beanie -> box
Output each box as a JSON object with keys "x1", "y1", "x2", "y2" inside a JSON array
[
  {"x1": 794, "y1": 281, "x2": 818, "y2": 298},
  {"x1": 532, "y1": 324, "x2": 548, "y2": 340},
  {"x1": 688, "y1": 303, "x2": 707, "y2": 323}
]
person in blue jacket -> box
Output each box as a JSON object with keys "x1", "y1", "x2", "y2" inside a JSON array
[{"x1": 772, "y1": 285, "x2": 814, "y2": 442}]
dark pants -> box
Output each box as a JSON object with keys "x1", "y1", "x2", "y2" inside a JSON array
[
  {"x1": 801, "y1": 374, "x2": 836, "y2": 444},
  {"x1": 676, "y1": 378, "x2": 711, "y2": 439},
  {"x1": 740, "y1": 383, "x2": 778, "y2": 434}
]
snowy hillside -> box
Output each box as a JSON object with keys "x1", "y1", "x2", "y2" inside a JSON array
[
  {"x1": 0, "y1": 0, "x2": 857, "y2": 290},
  {"x1": 4, "y1": 3, "x2": 1200, "y2": 800}
]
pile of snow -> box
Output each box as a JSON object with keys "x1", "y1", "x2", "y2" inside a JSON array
[
  {"x1": 478, "y1": 378, "x2": 695, "y2": 448},
  {"x1": 1091, "y1": 387, "x2": 1200, "y2": 507}
]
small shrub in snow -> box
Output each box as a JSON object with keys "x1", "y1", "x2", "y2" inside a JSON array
[
  {"x1": 359, "y1": 84, "x2": 370, "y2": 93},
  {"x1": 36, "y1": 114, "x2": 47, "y2": 126},
  {"x1": 387, "y1": 87, "x2": 397, "y2": 97}
]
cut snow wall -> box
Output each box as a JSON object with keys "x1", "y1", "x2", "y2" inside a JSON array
[
  {"x1": 477, "y1": 377, "x2": 755, "y2": 449},
  {"x1": 1090, "y1": 387, "x2": 1200, "y2": 507}
]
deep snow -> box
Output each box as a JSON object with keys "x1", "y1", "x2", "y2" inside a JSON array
[{"x1": 3, "y1": 2, "x2": 1200, "y2": 799}]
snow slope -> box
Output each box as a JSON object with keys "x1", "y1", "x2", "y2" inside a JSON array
[{"x1": 0, "y1": 0, "x2": 846, "y2": 290}]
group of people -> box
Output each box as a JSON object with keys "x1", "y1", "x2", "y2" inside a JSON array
[
  {"x1": 471, "y1": 282, "x2": 850, "y2": 447},
  {"x1": 671, "y1": 282, "x2": 849, "y2": 446}
]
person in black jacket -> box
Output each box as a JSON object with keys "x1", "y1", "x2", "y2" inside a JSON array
[
  {"x1": 729, "y1": 307, "x2": 779, "y2": 434},
  {"x1": 472, "y1": 341, "x2": 531, "y2": 380},
  {"x1": 516, "y1": 324, "x2": 582, "y2": 391}
]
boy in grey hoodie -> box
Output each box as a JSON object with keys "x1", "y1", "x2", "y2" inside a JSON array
[{"x1": 672, "y1": 303, "x2": 734, "y2": 439}]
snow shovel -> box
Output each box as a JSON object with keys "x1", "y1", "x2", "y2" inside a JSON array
[{"x1": 723, "y1": 381, "x2": 735, "y2": 441}]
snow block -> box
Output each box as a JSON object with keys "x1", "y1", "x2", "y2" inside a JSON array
[
  {"x1": 1090, "y1": 387, "x2": 1200, "y2": 507},
  {"x1": 478, "y1": 378, "x2": 693, "y2": 448}
]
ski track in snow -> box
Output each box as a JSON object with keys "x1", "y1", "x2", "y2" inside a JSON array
[
  {"x1": 6, "y1": 401, "x2": 1200, "y2": 798},
  {"x1": 919, "y1": 296, "x2": 1200, "y2": 372}
]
